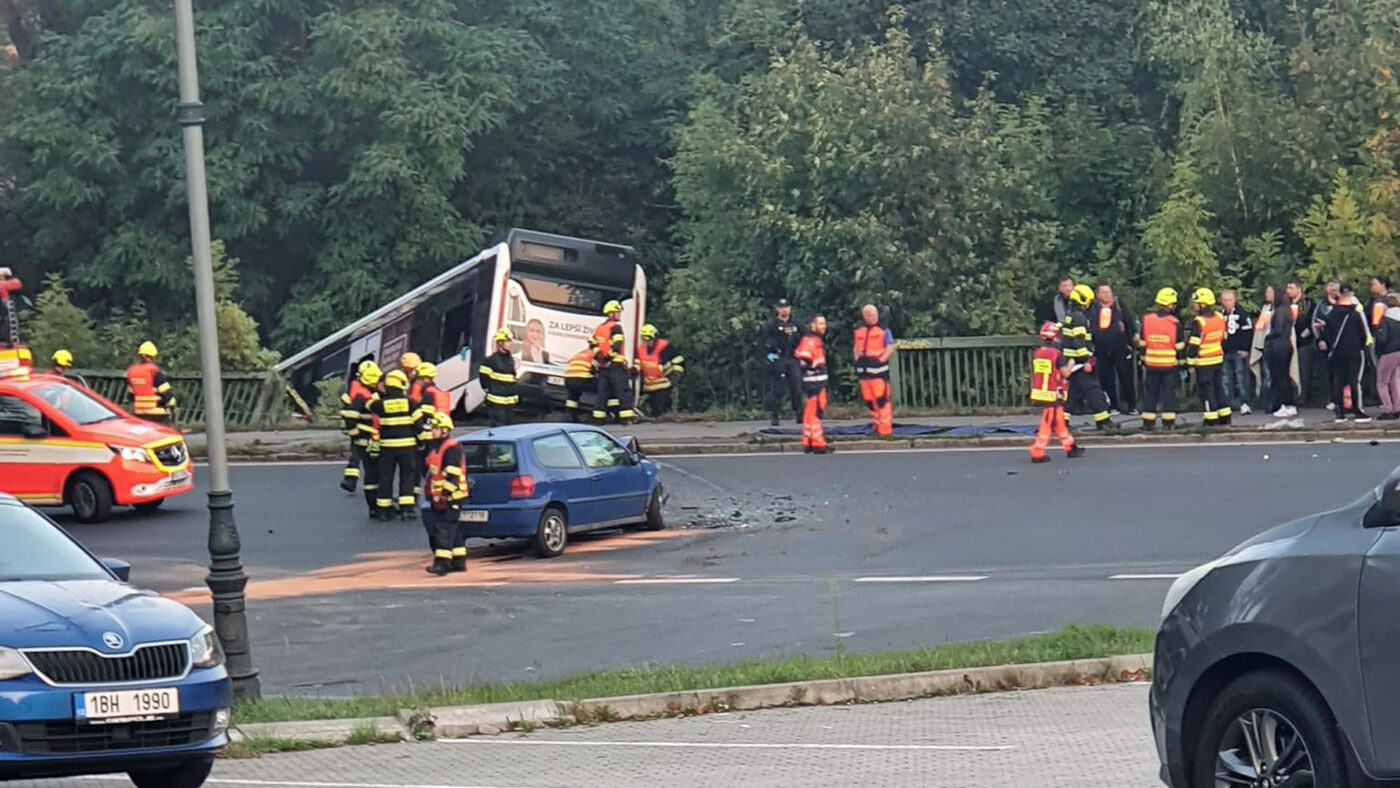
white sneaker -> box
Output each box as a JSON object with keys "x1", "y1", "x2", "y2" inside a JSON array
[
  {"x1": 1335, "y1": 417, "x2": 1348, "y2": 424},
  {"x1": 1325, "y1": 402, "x2": 1335, "y2": 411},
  {"x1": 1273, "y1": 407, "x2": 1291, "y2": 418},
  {"x1": 1288, "y1": 406, "x2": 1299, "y2": 417},
  {"x1": 1239, "y1": 403, "x2": 1252, "y2": 415}
]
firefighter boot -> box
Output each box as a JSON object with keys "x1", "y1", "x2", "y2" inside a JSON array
[
  {"x1": 426, "y1": 558, "x2": 451, "y2": 577},
  {"x1": 1032, "y1": 456, "x2": 1051, "y2": 464},
  {"x1": 339, "y1": 478, "x2": 357, "y2": 493},
  {"x1": 400, "y1": 508, "x2": 416, "y2": 522},
  {"x1": 1067, "y1": 445, "x2": 1086, "y2": 459},
  {"x1": 450, "y1": 557, "x2": 467, "y2": 573}
]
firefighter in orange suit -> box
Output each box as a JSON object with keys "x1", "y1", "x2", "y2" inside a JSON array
[
  {"x1": 1187, "y1": 287, "x2": 1231, "y2": 426},
  {"x1": 1029, "y1": 322, "x2": 1084, "y2": 463},
  {"x1": 794, "y1": 315, "x2": 833, "y2": 455},
  {"x1": 1137, "y1": 288, "x2": 1184, "y2": 431},
  {"x1": 339, "y1": 360, "x2": 381, "y2": 498},
  {"x1": 591, "y1": 300, "x2": 636, "y2": 424},
  {"x1": 125, "y1": 342, "x2": 177, "y2": 424},
  {"x1": 635, "y1": 324, "x2": 683, "y2": 417},
  {"x1": 411, "y1": 362, "x2": 450, "y2": 495},
  {"x1": 564, "y1": 337, "x2": 600, "y2": 422},
  {"x1": 423, "y1": 412, "x2": 469, "y2": 576},
  {"x1": 853, "y1": 304, "x2": 895, "y2": 436}
]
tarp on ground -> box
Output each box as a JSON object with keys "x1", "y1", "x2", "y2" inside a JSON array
[{"x1": 759, "y1": 423, "x2": 1040, "y2": 437}]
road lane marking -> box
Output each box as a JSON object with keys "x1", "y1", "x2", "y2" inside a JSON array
[
  {"x1": 1109, "y1": 574, "x2": 1181, "y2": 580},
  {"x1": 441, "y1": 739, "x2": 1014, "y2": 752},
  {"x1": 656, "y1": 461, "x2": 729, "y2": 493},
  {"x1": 389, "y1": 582, "x2": 509, "y2": 590},
  {"x1": 853, "y1": 576, "x2": 988, "y2": 583},
  {"x1": 614, "y1": 577, "x2": 740, "y2": 585},
  {"x1": 78, "y1": 779, "x2": 528, "y2": 788}
]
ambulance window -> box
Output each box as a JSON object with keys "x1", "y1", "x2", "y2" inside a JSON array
[{"x1": 0, "y1": 395, "x2": 43, "y2": 437}]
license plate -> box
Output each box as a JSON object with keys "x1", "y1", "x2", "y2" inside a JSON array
[
  {"x1": 458, "y1": 510, "x2": 488, "y2": 523},
  {"x1": 546, "y1": 375, "x2": 565, "y2": 387},
  {"x1": 77, "y1": 687, "x2": 180, "y2": 723},
  {"x1": 170, "y1": 470, "x2": 190, "y2": 484}
]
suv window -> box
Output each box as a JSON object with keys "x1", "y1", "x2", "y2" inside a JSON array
[
  {"x1": 0, "y1": 395, "x2": 43, "y2": 437},
  {"x1": 569, "y1": 430, "x2": 630, "y2": 469},
  {"x1": 532, "y1": 434, "x2": 582, "y2": 470},
  {"x1": 460, "y1": 441, "x2": 519, "y2": 473}
]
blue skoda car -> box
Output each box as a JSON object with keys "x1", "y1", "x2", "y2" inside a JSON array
[{"x1": 0, "y1": 494, "x2": 230, "y2": 786}]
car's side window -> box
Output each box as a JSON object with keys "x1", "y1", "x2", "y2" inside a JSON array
[
  {"x1": 532, "y1": 434, "x2": 583, "y2": 470},
  {"x1": 0, "y1": 395, "x2": 43, "y2": 437},
  {"x1": 570, "y1": 431, "x2": 629, "y2": 470}
]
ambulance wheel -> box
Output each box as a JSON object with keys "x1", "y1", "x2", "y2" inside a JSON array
[
  {"x1": 68, "y1": 471, "x2": 113, "y2": 523},
  {"x1": 134, "y1": 499, "x2": 165, "y2": 513},
  {"x1": 533, "y1": 506, "x2": 568, "y2": 558},
  {"x1": 642, "y1": 486, "x2": 665, "y2": 531}
]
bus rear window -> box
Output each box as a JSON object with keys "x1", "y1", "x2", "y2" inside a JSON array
[
  {"x1": 460, "y1": 441, "x2": 519, "y2": 473},
  {"x1": 514, "y1": 275, "x2": 607, "y2": 313}
]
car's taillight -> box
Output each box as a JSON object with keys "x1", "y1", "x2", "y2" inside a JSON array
[{"x1": 509, "y1": 475, "x2": 536, "y2": 499}]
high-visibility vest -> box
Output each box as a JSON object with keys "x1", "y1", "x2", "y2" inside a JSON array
[
  {"x1": 636, "y1": 339, "x2": 672, "y2": 392},
  {"x1": 1029, "y1": 345, "x2": 1063, "y2": 404},
  {"x1": 341, "y1": 380, "x2": 377, "y2": 440},
  {"x1": 1191, "y1": 313, "x2": 1226, "y2": 367},
  {"x1": 1141, "y1": 313, "x2": 1182, "y2": 370},
  {"x1": 853, "y1": 325, "x2": 891, "y2": 377},
  {"x1": 125, "y1": 361, "x2": 169, "y2": 416},
  {"x1": 565, "y1": 347, "x2": 596, "y2": 380},
  {"x1": 593, "y1": 318, "x2": 625, "y2": 362},
  {"x1": 370, "y1": 392, "x2": 419, "y2": 449},
  {"x1": 426, "y1": 438, "x2": 468, "y2": 509},
  {"x1": 415, "y1": 382, "x2": 451, "y2": 440},
  {"x1": 794, "y1": 334, "x2": 827, "y2": 386}
]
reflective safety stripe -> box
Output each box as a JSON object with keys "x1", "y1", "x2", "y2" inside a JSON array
[
  {"x1": 453, "y1": 547, "x2": 467, "y2": 557},
  {"x1": 435, "y1": 549, "x2": 454, "y2": 559},
  {"x1": 486, "y1": 393, "x2": 519, "y2": 406},
  {"x1": 380, "y1": 438, "x2": 417, "y2": 448},
  {"x1": 479, "y1": 366, "x2": 517, "y2": 384},
  {"x1": 802, "y1": 372, "x2": 829, "y2": 383}
]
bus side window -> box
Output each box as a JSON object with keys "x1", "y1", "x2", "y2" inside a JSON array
[{"x1": 441, "y1": 297, "x2": 475, "y2": 361}]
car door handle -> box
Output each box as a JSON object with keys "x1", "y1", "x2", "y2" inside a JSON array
[{"x1": 588, "y1": 475, "x2": 602, "y2": 482}]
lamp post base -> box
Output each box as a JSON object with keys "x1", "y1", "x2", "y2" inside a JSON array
[{"x1": 205, "y1": 489, "x2": 261, "y2": 702}]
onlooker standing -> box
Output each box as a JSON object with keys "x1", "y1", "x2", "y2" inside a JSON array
[
  {"x1": 1373, "y1": 293, "x2": 1400, "y2": 420},
  {"x1": 1088, "y1": 285, "x2": 1137, "y2": 415},
  {"x1": 1035, "y1": 277, "x2": 1075, "y2": 325},
  {"x1": 1285, "y1": 280, "x2": 1316, "y2": 404},
  {"x1": 1250, "y1": 285, "x2": 1279, "y2": 408},
  {"x1": 1219, "y1": 290, "x2": 1254, "y2": 414},
  {"x1": 1370, "y1": 277, "x2": 1392, "y2": 330},
  {"x1": 1312, "y1": 280, "x2": 1340, "y2": 409},
  {"x1": 761, "y1": 298, "x2": 804, "y2": 426},
  {"x1": 1265, "y1": 286, "x2": 1300, "y2": 418},
  {"x1": 1319, "y1": 284, "x2": 1371, "y2": 422}
]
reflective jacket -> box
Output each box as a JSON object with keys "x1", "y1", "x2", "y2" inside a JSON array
[
  {"x1": 1059, "y1": 310, "x2": 1093, "y2": 362},
  {"x1": 479, "y1": 351, "x2": 519, "y2": 406},
  {"x1": 636, "y1": 339, "x2": 683, "y2": 392},
  {"x1": 414, "y1": 381, "x2": 451, "y2": 442},
  {"x1": 565, "y1": 347, "x2": 597, "y2": 380},
  {"x1": 125, "y1": 360, "x2": 176, "y2": 416},
  {"x1": 1140, "y1": 311, "x2": 1183, "y2": 370},
  {"x1": 853, "y1": 325, "x2": 893, "y2": 378},
  {"x1": 341, "y1": 380, "x2": 377, "y2": 443},
  {"x1": 793, "y1": 333, "x2": 827, "y2": 390},
  {"x1": 593, "y1": 318, "x2": 626, "y2": 364},
  {"x1": 1188, "y1": 311, "x2": 1226, "y2": 367},
  {"x1": 368, "y1": 391, "x2": 419, "y2": 450},
  {"x1": 426, "y1": 438, "x2": 468, "y2": 511},
  {"x1": 1029, "y1": 344, "x2": 1065, "y2": 404}
]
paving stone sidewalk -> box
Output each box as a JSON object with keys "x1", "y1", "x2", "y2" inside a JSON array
[{"x1": 20, "y1": 683, "x2": 1160, "y2": 788}]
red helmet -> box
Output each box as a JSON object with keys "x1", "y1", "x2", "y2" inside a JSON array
[{"x1": 1038, "y1": 321, "x2": 1060, "y2": 341}]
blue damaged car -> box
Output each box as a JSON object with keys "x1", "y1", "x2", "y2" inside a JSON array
[{"x1": 0, "y1": 494, "x2": 230, "y2": 786}]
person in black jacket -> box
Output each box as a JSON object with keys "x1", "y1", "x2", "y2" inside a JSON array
[
  {"x1": 1286, "y1": 280, "x2": 1317, "y2": 404},
  {"x1": 1264, "y1": 289, "x2": 1299, "y2": 417},
  {"x1": 1088, "y1": 285, "x2": 1137, "y2": 415},
  {"x1": 1375, "y1": 293, "x2": 1400, "y2": 419},
  {"x1": 1219, "y1": 290, "x2": 1254, "y2": 414},
  {"x1": 760, "y1": 298, "x2": 804, "y2": 426},
  {"x1": 1319, "y1": 284, "x2": 1371, "y2": 422}
]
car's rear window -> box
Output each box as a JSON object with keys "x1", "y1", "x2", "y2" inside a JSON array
[{"x1": 460, "y1": 441, "x2": 519, "y2": 473}]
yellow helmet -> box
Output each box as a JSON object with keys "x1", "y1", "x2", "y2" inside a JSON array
[
  {"x1": 138, "y1": 341, "x2": 158, "y2": 359},
  {"x1": 400, "y1": 351, "x2": 421, "y2": 371},
  {"x1": 415, "y1": 361, "x2": 437, "y2": 379},
  {"x1": 52, "y1": 349, "x2": 74, "y2": 368},
  {"x1": 384, "y1": 369, "x2": 409, "y2": 389},
  {"x1": 1192, "y1": 287, "x2": 1216, "y2": 307},
  {"x1": 432, "y1": 411, "x2": 455, "y2": 431},
  {"x1": 493, "y1": 328, "x2": 513, "y2": 344},
  {"x1": 1069, "y1": 284, "x2": 1094, "y2": 306},
  {"x1": 640, "y1": 323, "x2": 658, "y2": 340},
  {"x1": 602, "y1": 300, "x2": 623, "y2": 316},
  {"x1": 1154, "y1": 287, "x2": 1178, "y2": 308},
  {"x1": 358, "y1": 361, "x2": 382, "y2": 385}
]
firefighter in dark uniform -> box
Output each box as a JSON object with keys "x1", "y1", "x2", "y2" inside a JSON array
[
  {"x1": 339, "y1": 360, "x2": 380, "y2": 495},
  {"x1": 478, "y1": 328, "x2": 519, "y2": 426},
  {"x1": 125, "y1": 341, "x2": 178, "y2": 425},
  {"x1": 761, "y1": 298, "x2": 804, "y2": 426},
  {"x1": 369, "y1": 369, "x2": 421, "y2": 520},
  {"x1": 564, "y1": 337, "x2": 600, "y2": 422},
  {"x1": 423, "y1": 412, "x2": 469, "y2": 576},
  {"x1": 1059, "y1": 285, "x2": 1113, "y2": 429},
  {"x1": 592, "y1": 301, "x2": 636, "y2": 424},
  {"x1": 411, "y1": 362, "x2": 450, "y2": 495},
  {"x1": 635, "y1": 323, "x2": 684, "y2": 417}
]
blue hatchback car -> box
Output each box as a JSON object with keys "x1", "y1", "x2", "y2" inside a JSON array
[
  {"x1": 0, "y1": 494, "x2": 230, "y2": 786},
  {"x1": 454, "y1": 423, "x2": 665, "y2": 557}
]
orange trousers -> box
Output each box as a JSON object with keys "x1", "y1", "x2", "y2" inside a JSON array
[
  {"x1": 860, "y1": 377, "x2": 893, "y2": 436},
  {"x1": 802, "y1": 388, "x2": 828, "y2": 450},
  {"x1": 1029, "y1": 405, "x2": 1075, "y2": 460}
]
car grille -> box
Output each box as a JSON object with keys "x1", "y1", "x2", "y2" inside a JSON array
[
  {"x1": 24, "y1": 644, "x2": 190, "y2": 685},
  {"x1": 155, "y1": 442, "x2": 187, "y2": 466},
  {"x1": 0, "y1": 713, "x2": 215, "y2": 754}
]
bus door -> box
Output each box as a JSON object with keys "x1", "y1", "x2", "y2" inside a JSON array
[
  {"x1": 378, "y1": 315, "x2": 414, "y2": 372},
  {"x1": 435, "y1": 291, "x2": 480, "y2": 413},
  {"x1": 347, "y1": 331, "x2": 382, "y2": 378}
]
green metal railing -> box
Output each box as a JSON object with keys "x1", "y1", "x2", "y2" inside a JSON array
[
  {"x1": 75, "y1": 370, "x2": 292, "y2": 428},
  {"x1": 890, "y1": 336, "x2": 1040, "y2": 411}
]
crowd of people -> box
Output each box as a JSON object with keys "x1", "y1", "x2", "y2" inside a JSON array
[{"x1": 1035, "y1": 276, "x2": 1400, "y2": 425}]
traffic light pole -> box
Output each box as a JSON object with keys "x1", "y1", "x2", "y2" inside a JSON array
[{"x1": 173, "y1": 0, "x2": 261, "y2": 702}]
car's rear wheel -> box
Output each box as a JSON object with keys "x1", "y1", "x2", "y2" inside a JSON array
[
  {"x1": 129, "y1": 756, "x2": 214, "y2": 788},
  {"x1": 642, "y1": 486, "x2": 665, "y2": 531},
  {"x1": 533, "y1": 506, "x2": 568, "y2": 558},
  {"x1": 1192, "y1": 669, "x2": 1346, "y2": 788},
  {"x1": 134, "y1": 498, "x2": 165, "y2": 513},
  {"x1": 67, "y1": 471, "x2": 114, "y2": 523}
]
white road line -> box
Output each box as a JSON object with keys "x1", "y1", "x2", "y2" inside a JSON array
[
  {"x1": 614, "y1": 577, "x2": 740, "y2": 585},
  {"x1": 78, "y1": 779, "x2": 528, "y2": 788},
  {"x1": 388, "y1": 582, "x2": 509, "y2": 590},
  {"x1": 441, "y1": 739, "x2": 1013, "y2": 752},
  {"x1": 655, "y1": 461, "x2": 729, "y2": 494},
  {"x1": 1109, "y1": 574, "x2": 1181, "y2": 580},
  {"x1": 853, "y1": 575, "x2": 988, "y2": 583}
]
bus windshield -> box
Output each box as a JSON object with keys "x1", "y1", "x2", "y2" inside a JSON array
[{"x1": 514, "y1": 274, "x2": 608, "y2": 314}]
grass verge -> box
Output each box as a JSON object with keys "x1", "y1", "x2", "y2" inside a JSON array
[{"x1": 234, "y1": 623, "x2": 1151, "y2": 725}]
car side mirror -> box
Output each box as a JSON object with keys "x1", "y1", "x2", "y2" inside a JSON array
[
  {"x1": 1364, "y1": 478, "x2": 1400, "y2": 528},
  {"x1": 101, "y1": 558, "x2": 131, "y2": 582},
  {"x1": 625, "y1": 436, "x2": 644, "y2": 462},
  {"x1": 21, "y1": 423, "x2": 46, "y2": 439}
]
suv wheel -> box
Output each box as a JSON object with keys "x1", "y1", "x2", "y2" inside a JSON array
[
  {"x1": 67, "y1": 471, "x2": 114, "y2": 524},
  {"x1": 1192, "y1": 669, "x2": 1346, "y2": 788},
  {"x1": 129, "y1": 756, "x2": 214, "y2": 788}
]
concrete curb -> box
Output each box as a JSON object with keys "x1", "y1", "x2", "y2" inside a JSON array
[{"x1": 231, "y1": 652, "x2": 1152, "y2": 747}]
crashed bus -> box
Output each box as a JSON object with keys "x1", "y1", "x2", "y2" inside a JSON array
[{"x1": 278, "y1": 229, "x2": 646, "y2": 416}]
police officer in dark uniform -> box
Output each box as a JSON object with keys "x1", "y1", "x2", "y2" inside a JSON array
[{"x1": 760, "y1": 298, "x2": 804, "y2": 426}]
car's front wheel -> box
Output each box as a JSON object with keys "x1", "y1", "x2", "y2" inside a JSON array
[
  {"x1": 642, "y1": 485, "x2": 665, "y2": 531},
  {"x1": 1192, "y1": 669, "x2": 1347, "y2": 788},
  {"x1": 129, "y1": 756, "x2": 214, "y2": 788},
  {"x1": 67, "y1": 471, "x2": 113, "y2": 523},
  {"x1": 533, "y1": 506, "x2": 568, "y2": 558}
]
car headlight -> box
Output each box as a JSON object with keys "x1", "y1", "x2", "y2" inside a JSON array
[
  {"x1": 189, "y1": 625, "x2": 223, "y2": 669},
  {"x1": 1161, "y1": 558, "x2": 1223, "y2": 622},
  {"x1": 111, "y1": 445, "x2": 151, "y2": 463},
  {"x1": 0, "y1": 647, "x2": 33, "y2": 681}
]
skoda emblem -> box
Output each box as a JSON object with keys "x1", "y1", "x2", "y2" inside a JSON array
[{"x1": 101, "y1": 632, "x2": 123, "y2": 651}]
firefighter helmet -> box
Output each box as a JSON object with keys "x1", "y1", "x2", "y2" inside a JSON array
[
  {"x1": 1038, "y1": 322, "x2": 1061, "y2": 341},
  {"x1": 138, "y1": 341, "x2": 158, "y2": 359},
  {"x1": 1069, "y1": 284, "x2": 1095, "y2": 307},
  {"x1": 640, "y1": 323, "x2": 658, "y2": 340},
  {"x1": 52, "y1": 349, "x2": 74, "y2": 368},
  {"x1": 358, "y1": 361, "x2": 382, "y2": 386},
  {"x1": 415, "y1": 361, "x2": 437, "y2": 379},
  {"x1": 384, "y1": 369, "x2": 409, "y2": 389},
  {"x1": 1192, "y1": 287, "x2": 1216, "y2": 307},
  {"x1": 432, "y1": 411, "x2": 454, "y2": 431},
  {"x1": 400, "y1": 351, "x2": 421, "y2": 371},
  {"x1": 602, "y1": 300, "x2": 623, "y2": 316},
  {"x1": 493, "y1": 328, "x2": 513, "y2": 344},
  {"x1": 1154, "y1": 287, "x2": 1179, "y2": 308}
]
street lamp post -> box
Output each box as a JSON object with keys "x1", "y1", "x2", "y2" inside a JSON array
[{"x1": 173, "y1": 0, "x2": 261, "y2": 701}]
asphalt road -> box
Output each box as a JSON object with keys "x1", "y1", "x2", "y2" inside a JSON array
[{"x1": 47, "y1": 440, "x2": 1400, "y2": 695}]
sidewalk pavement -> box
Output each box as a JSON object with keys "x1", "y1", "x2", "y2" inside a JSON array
[
  {"x1": 194, "y1": 406, "x2": 1381, "y2": 457},
  {"x1": 18, "y1": 684, "x2": 1159, "y2": 788}
]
